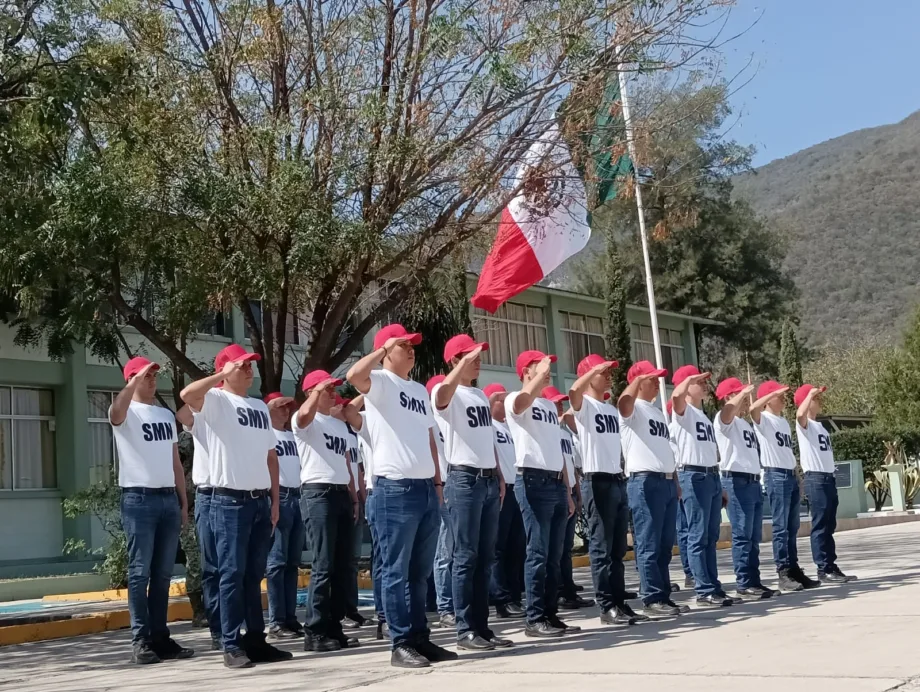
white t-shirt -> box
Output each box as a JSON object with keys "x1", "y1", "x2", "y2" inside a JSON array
[
  {"x1": 272, "y1": 428, "x2": 301, "y2": 488},
  {"x1": 186, "y1": 412, "x2": 211, "y2": 487},
  {"x1": 620, "y1": 399, "x2": 676, "y2": 474},
  {"x1": 714, "y1": 414, "x2": 761, "y2": 474},
  {"x1": 292, "y1": 411, "x2": 353, "y2": 485},
  {"x1": 796, "y1": 419, "x2": 835, "y2": 473},
  {"x1": 346, "y1": 423, "x2": 361, "y2": 489},
  {"x1": 505, "y1": 393, "x2": 564, "y2": 472},
  {"x1": 432, "y1": 418, "x2": 448, "y2": 480},
  {"x1": 357, "y1": 413, "x2": 375, "y2": 490},
  {"x1": 493, "y1": 419, "x2": 517, "y2": 484},
  {"x1": 754, "y1": 411, "x2": 797, "y2": 470},
  {"x1": 364, "y1": 369, "x2": 438, "y2": 480},
  {"x1": 561, "y1": 427, "x2": 577, "y2": 487},
  {"x1": 433, "y1": 384, "x2": 496, "y2": 470},
  {"x1": 199, "y1": 388, "x2": 275, "y2": 491},
  {"x1": 111, "y1": 402, "x2": 177, "y2": 488},
  {"x1": 572, "y1": 395, "x2": 623, "y2": 475},
  {"x1": 671, "y1": 404, "x2": 719, "y2": 469}
]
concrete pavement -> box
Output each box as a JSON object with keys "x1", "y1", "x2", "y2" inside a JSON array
[{"x1": 2, "y1": 521, "x2": 920, "y2": 692}]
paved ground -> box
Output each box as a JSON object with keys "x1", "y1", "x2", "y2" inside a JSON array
[{"x1": 3, "y1": 521, "x2": 920, "y2": 692}]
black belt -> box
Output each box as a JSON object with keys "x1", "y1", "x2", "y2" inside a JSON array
[
  {"x1": 584, "y1": 472, "x2": 626, "y2": 482},
  {"x1": 449, "y1": 464, "x2": 499, "y2": 478},
  {"x1": 721, "y1": 471, "x2": 761, "y2": 482},
  {"x1": 196, "y1": 486, "x2": 214, "y2": 496},
  {"x1": 682, "y1": 465, "x2": 719, "y2": 474},
  {"x1": 301, "y1": 483, "x2": 350, "y2": 492},
  {"x1": 517, "y1": 468, "x2": 564, "y2": 481},
  {"x1": 804, "y1": 471, "x2": 835, "y2": 477},
  {"x1": 121, "y1": 487, "x2": 176, "y2": 495},
  {"x1": 764, "y1": 467, "x2": 796, "y2": 475},
  {"x1": 214, "y1": 487, "x2": 270, "y2": 498},
  {"x1": 630, "y1": 471, "x2": 674, "y2": 480},
  {"x1": 280, "y1": 485, "x2": 301, "y2": 498}
]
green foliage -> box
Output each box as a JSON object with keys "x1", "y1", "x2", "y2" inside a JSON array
[
  {"x1": 779, "y1": 319, "x2": 803, "y2": 417},
  {"x1": 830, "y1": 425, "x2": 920, "y2": 477},
  {"x1": 865, "y1": 470, "x2": 890, "y2": 513},
  {"x1": 904, "y1": 468, "x2": 920, "y2": 510},
  {"x1": 602, "y1": 221, "x2": 631, "y2": 393},
  {"x1": 877, "y1": 304, "x2": 920, "y2": 429},
  {"x1": 62, "y1": 482, "x2": 128, "y2": 588},
  {"x1": 804, "y1": 339, "x2": 898, "y2": 416}
]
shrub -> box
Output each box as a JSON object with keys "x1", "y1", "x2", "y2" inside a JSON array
[
  {"x1": 830, "y1": 425, "x2": 920, "y2": 477},
  {"x1": 62, "y1": 482, "x2": 128, "y2": 588}
]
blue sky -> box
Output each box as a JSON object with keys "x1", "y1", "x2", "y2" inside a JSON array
[{"x1": 717, "y1": 1, "x2": 920, "y2": 166}]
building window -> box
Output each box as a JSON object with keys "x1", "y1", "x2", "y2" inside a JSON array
[
  {"x1": 196, "y1": 311, "x2": 231, "y2": 338},
  {"x1": 473, "y1": 302, "x2": 548, "y2": 368},
  {"x1": 631, "y1": 324, "x2": 685, "y2": 373},
  {"x1": 0, "y1": 387, "x2": 57, "y2": 490},
  {"x1": 87, "y1": 391, "x2": 118, "y2": 485},
  {"x1": 560, "y1": 311, "x2": 605, "y2": 373}
]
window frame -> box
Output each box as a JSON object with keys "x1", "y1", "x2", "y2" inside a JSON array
[
  {"x1": 0, "y1": 386, "x2": 58, "y2": 491},
  {"x1": 86, "y1": 390, "x2": 118, "y2": 484},
  {"x1": 630, "y1": 323, "x2": 686, "y2": 372},
  {"x1": 559, "y1": 310, "x2": 606, "y2": 374},
  {"x1": 473, "y1": 302, "x2": 548, "y2": 369}
]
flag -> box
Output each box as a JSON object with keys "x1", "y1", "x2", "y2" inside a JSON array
[
  {"x1": 587, "y1": 74, "x2": 633, "y2": 205},
  {"x1": 471, "y1": 124, "x2": 590, "y2": 313}
]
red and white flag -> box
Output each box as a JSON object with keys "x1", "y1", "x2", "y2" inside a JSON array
[{"x1": 471, "y1": 124, "x2": 590, "y2": 313}]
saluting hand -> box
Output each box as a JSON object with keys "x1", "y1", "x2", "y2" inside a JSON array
[
  {"x1": 535, "y1": 356, "x2": 553, "y2": 383},
  {"x1": 222, "y1": 359, "x2": 248, "y2": 377},
  {"x1": 688, "y1": 372, "x2": 712, "y2": 385},
  {"x1": 129, "y1": 362, "x2": 159, "y2": 385}
]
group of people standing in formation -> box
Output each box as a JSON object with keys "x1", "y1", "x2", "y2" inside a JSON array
[{"x1": 108, "y1": 323, "x2": 854, "y2": 669}]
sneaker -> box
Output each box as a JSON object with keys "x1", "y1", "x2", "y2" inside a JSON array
[
  {"x1": 223, "y1": 650, "x2": 253, "y2": 669},
  {"x1": 736, "y1": 586, "x2": 773, "y2": 600},
  {"x1": 600, "y1": 608, "x2": 635, "y2": 626},
  {"x1": 666, "y1": 599, "x2": 691, "y2": 613},
  {"x1": 713, "y1": 592, "x2": 739, "y2": 605},
  {"x1": 246, "y1": 640, "x2": 294, "y2": 663},
  {"x1": 375, "y1": 621, "x2": 388, "y2": 640},
  {"x1": 684, "y1": 576, "x2": 695, "y2": 589},
  {"x1": 696, "y1": 594, "x2": 733, "y2": 608},
  {"x1": 547, "y1": 614, "x2": 581, "y2": 633},
  {"x1": 485, "y1": 635, "x2": 513, "y2": 648},
  {"x1": 644, "y1": 602, "x2": 680, "y2": 617},
  {"x1": 268, "y1": 625, "x2": 299, "y2": 641},
  {"x1": 751, "y1": 584, "x2": 777, "y2": 598},
  {"x1": 790, "y1": 565, "x2": 821, "y2": 589},
  {"x1": 210, "y1": 634, "x2": 223, "y2": 652},
  {"x1": 437, "y1": 613, "x2": 457, "y2": 629},
  {"x1": 131, "y1": 641, "x2": 161, "y2": 665},
  {"x1": 415, "y1": 638, "x2": 459, "y2": 662},
  {"x1": 152, "y1": 637, "x2": 195, "y2": 660},
  {"x1": 342, "y1": 614, "x2": 367, "y2": 629},
  {"x1": 458, "y1": 633, "x2": 495, "y2": 651},
  {"x1": 558, "y1": 594, "x2": 595, "y2": 610},
  {"x1": 334, "y1": 635, "x2": 360, "y2": 649},
  {"x1": 304, "y1": 634, "x2": 342, "y2": 652},
  {"x1": 830, "y1": 568, "x2": 856, "y2": 582},
  {"x1": 670, "y1": 582, "x2": 681, "y2": 593},
  {"x1": 818, "y1": 569, "x2": 853, "y2": 584},
  {"x1": 495, "y1": 602, "x2": 526, "y2": 619},
  {"x1": 778, "y1": 569, "x2": 804, "y2": 593},
  {"x1": 616, "y1": 602, "x2": 650, "y2": 623},
  {"x1": 524, "y1": 620, "x2": 565, "y2": 638},
  {"x1": 391, "y1": 644, "x2": 430, "y2": 669}
]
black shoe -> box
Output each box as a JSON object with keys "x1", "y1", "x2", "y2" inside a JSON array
[
  {"x1": 696, "y1": 594, "x2": 733, "y2": 607},
  {"x1": 485, "y1": 636, "x2": 513, "y2": 648},
  {"x1": 152, "y1": 637, "x2": 195, "y2": 660},
  {"x1": 670, "y1": 582, "x2": 681, "y2": 592},
  {"x1": 713, "y1": 592, "x2": 740, "y2": 605},
  {"x1": 558, "y1": 595, "x2": 594, "y2": 610},
  {"x1": 818, "y1": 569, "x2": 854, "y2": 584},
  {"x1": 131, "y1": 641, "x2": 161, "y2": 665},
  {"x1": 524, "y1": 620, "x2": 565, "y2": 638},
  {"x1": 438, "y1": 613, "x2": 457, "y2": 628},
  {"x1": 287, "y1": 621, "x2": 305, "y2": 637},
  {"x1": 246, "y1": 639, "x2": 294, "y2": 663},
  {"x1": 644, "y1": 602, "x2": 680, "y2": 617},
  {"x1": 416, "y1": 638, "x2": 459, "y2": 662},
  {"x1": 573, "y1": 583, "x2": 585, "y2": 592},
  {"x1": 666, "y1": 599, "x2": 691, "y2": 613},
  {"x1": 600, "y1": 608, "x2": 636, "y2": 626},
  {"x1": 457, "y1": 633, "x2": 495, "y2": 650},
  {"x1": 495, "y1": 602, "x2": 526, "y2": 619},
  {"x1": 684, "y1": 576, "x2": 695, "y2": 589},
  {"x1": 343, "y1": 614, "x2": 367, "y2": 629},
  {"x1": 616, "y1": 602, "x2": 650, "y2": 623},
  {"x1": 736, "y1": 586, "x2": 774, "y2": 599},
  {"x1": 547, "y1": 614, "x2": 580, "y2": 633},
  {"x1": 375, "y1": 621, "x2": 387, "y2": 640},
  {"x1": 223, "y1": 650, "x2": 253, "y2": 669},
  {"x1": 624, "y1": 590, "x2": 638, "y2": 600},
  {"x1": 752, "y1": 584, "x2": 777, "y2": 598},
  {"x1": 335, "y1": 635, "x2": 361, "y2": 649},
  {"x1": 210, "y1": 635, "x2": 223, "y2": 652},
  {"x1": 829, "y1": 568, "x2": 856, "y2": 582},
  {"x1": 391, "y1": 644, "x2": 430, "y2": 669},
  {"x1": 304, "y1": 634, "x2": 342, "y2": 652},
  {"x1": 790, "y1": 565, "x2": 822, "y2": 589},
  {"x1": 268, "y1": 625, "x2": 300, "y2": 641},
  {"x1": 778, "y1": 569, "x2": 804, "y2": 593}
]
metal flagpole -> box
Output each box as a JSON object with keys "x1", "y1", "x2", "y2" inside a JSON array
[{"x1": 615, "y1": 59, "x2": 669, "y2": 413}]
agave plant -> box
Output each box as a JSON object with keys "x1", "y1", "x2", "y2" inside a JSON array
[
  {"x1": 903, "y1": 468, "x2": 920, "y2": 510},
  {"x1": 865, "y1": 470, "x2": 890, "y2": 512}
]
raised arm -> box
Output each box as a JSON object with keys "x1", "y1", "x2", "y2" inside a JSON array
[
  {"x1": 750, "y1": 386, "x2": 789, "y2": 425},
  {"x1": 671, "y1": 372, "x2": 711, "y2": 417},
  {"x1": 180, "y1": 361, "x2": 240, "y2": 412},
  {"x1": 796, "y1": 387, "x2": 820, "y2": 429},
  {"x1": 175, "y1": 404, "x2": 194, "y2": 429},
  {"x1": 568, "y1": 362, "x2": 609, "y2": 412},
  {"x1": 435, "y1": 346, "x2": 483, "y2": 409},
  {"x1": 617, "y1": 373, "x2": 654, "y2": 419},
  {"x1": 342, "y1": 394, "x2": 365, "y2": 430},
  {"x1": 110, "y1": 362, "x2": 158, "y2": 426},
  {"x1": 347, "y1": 337, "x2": 407, "y2": 394},
  {"x1": 719, "y1": 384, "x2": 756, "y2": 425},
  {"x1": 512, "y1": 357, "x2": 553, "y2": 415},
  {"x1": 295, "y1": 380, "x2": 334, "y2": 429}
]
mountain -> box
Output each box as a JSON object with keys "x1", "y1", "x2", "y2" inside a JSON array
[{"x1": 732, "y1": 111, "x2": 920, "y2": 347}]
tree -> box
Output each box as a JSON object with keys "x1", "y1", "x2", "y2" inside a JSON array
[
  {"x1": 877, "y1": 305, "x2": 920, "y2": 429},
  {"x1": 803, "y1": 339, "x2": 898, "y2": 416},
  {"x1": 600, "y1": 217, "x2": 632, "y2": 393},
  {"x1": 779, "y1": 319, "x2": 804, "y2": 392}
]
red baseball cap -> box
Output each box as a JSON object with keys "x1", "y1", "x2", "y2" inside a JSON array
[
  {"x1": 123, "y1": 356, "x2": 159, "y2": 382},
  {"x1": 515, "y1": 350, "x2": 557, "y2": 379},
  {"x1": 483, "y1": 383, "x2": 507, "y2": 399},
  {"x1": 373, "y1": 323, "x2": 422, "y2": 351},
  {"x1": 794, "y1": 384, "x2": 827, "y2": 408},
  {"x1": 626, "y1": 360, "x2": 668, "y2": 384},
  {"x1": 715, "y1": 377, "x2": 745, "y2": 401},
  {"x1": 757, "y1": 380, "x2": 788, "y2": 400},
  {"x1": 443, "y1": 334, "x2": 489, "y2": 363},
  {"x1": 426, "y1": 374, "x2": 446, "y2": 396},
  {"x1": 541, "y1": 385, "x2": 569, "y2": 403},
  {"x1": 215, "y1": 344, "x2": 261, "y2": 372},
  {"x1": 302, "y1": 369, "x2": 344, "y2": 393},
  {"x1": 264, "y1": 392, "x2": 295, "y2": 407},
  {"x1": 672, "y1": 364, "x2": 707, "y2": 386},
  {"x1": 334, "y1": 394, "x2": 349, "y2": 407},
  {"x1": 576, "y1": 354, "x2": 618, "y2": 377}
]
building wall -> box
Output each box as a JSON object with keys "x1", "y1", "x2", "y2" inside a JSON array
[{"x1": 0, "y1": 287, "x2": 710, "y2": 578}]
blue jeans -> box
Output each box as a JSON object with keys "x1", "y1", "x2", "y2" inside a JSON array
[
  {"x1": 804, "y1": 472, "x2": 838, "y2": 573},
  {"x1": 678, "y1": 470, "x2": 724, "y2": 596},
  {"x1": 301, "y1": 485, "x2": 353, "y2": 638},
  {"x1": 374, "y1": 477, "x2": 439, "y2": 648},
  {"x1": 560, "y1": 494, "x2": 578, "y2": 599},
  {"x1": 764, "y1": 468, "x2": 801, "y2": 570},
  {"x1": 627, "y1": 474, "x2": 678, "y2": 605},
  {"x1": 434, "y1": 504, "x2": 453, "y2": 616},
  {"x1": 446, "y1": 469, "x2": 501, "y2": 639},
  {"x1": 490, "y1": 488, "x2": 525, "y2": 606},
  {"x1": 195, "y1": 489, "x2": 221, "y2": 638},
  {"x1": 344, "y1": 501, "x2": 365, "y2": 617},
  {"x1": 365, "y1": 491, "x2": 385, "y2": 623},
  {"x1": 210, "y1": 492, "x2": 273, "y2": 653},
  {"x1": 676, "y1": 500, "x2": 692, "y2": 579},
  {"x1": 514, "y1": 470, "x2": 568, "y2": 624},
  {"x1": 121, "y1": 489, "x2": 181, "y2": 644},
  {"x1": 581, "y1": 475, "x2": 629, "y2": 612},
  {"x1": 723, "y1": 475, "x2": 764, "y2": 589},
  {"x1": 267, "y1": 490, "x2": 305, "y2": 628}
]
